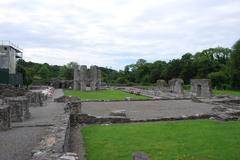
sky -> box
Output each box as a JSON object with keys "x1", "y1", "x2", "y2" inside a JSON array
[{"x1": 0, "y1": 0, "x2": 240, "y2": 70}]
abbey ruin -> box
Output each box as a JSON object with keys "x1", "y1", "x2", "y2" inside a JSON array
[{"x1": 73, "y1": 65, "x2": 101, "y2": 91}]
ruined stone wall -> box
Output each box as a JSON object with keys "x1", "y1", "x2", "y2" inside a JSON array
[
  {"x1": 0, "y1": 105, "x2": 11, "y2": 131},
  {"x1": 190, "y1": 79, "x2": 212, "y2": 97},
  {"x1": 73, "y1": 65, "x2": 101, "y2": 91},
  {"x1": 51, "y1": 80, "x2": 73, "y2": 89},
  {"x1": 168, "y1": 78, "x2": 184, "y2": 95},
  {"x1": 0, "y1": 84, "x2": 26, "y2": 98},
  {"x1": 3, "y1": 96, "x2": 31, "y2": 122}
]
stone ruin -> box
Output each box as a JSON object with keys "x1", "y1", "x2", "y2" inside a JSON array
[
  {"x1": 51, "y1": 80, "x2": 73, "y2": 89},
  {"x1": 0, "y1": 84, "x2": 26, "y2": 98},
  {"x1": 3, "y1": 96, "x2": 31, "y2": 122},
  {"x1": 156, "y1": 79, "x2": 168, "y2": 88},
  {"x1": 168, "y1": 78, "x2": 184, "y2": 95},
  {"x1": 0, "y1": 105, "x2": 11, "y2": 131},
  {"x1": 190, "y1": 79, "x2": 212, "y2": 97},
  {"x1": 74, "y1": 65, "x2": 101, "y2": 91},
  {"x1": 25, "y1": 91, "x2": 47, "y2": 107},
  {"x1": 0, "y1": 84, "x2": 48, "y2": 130}
]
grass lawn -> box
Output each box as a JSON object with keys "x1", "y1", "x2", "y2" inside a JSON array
[
  {"x1": 212, "y1": 89, "x2": 240, "y2": 96},
  {"x1": 64, "y1": 89, "x2": 150, "y2": 100},
  {"x1": 82, "y1": 120, "x2": 240, "y2": 160}
]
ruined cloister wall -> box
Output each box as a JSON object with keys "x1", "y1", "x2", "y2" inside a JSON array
[{"x1": 190, "y1": 79, "x2": 212, "y2": 97}]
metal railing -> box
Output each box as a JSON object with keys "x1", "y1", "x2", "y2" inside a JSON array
[{"x1": 0, "y1": 40, "x2": 23, "y2": 53}]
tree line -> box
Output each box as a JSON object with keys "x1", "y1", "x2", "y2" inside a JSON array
[{"x1": 17, "y1": 39, "x2": 240, "y2": 89}]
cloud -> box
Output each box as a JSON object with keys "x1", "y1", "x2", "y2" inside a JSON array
[{"x1": 0, "y1": 0, "x2": 240, "y2": 70}]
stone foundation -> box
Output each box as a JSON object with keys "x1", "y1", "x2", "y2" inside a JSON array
[
  {"x1": 70, "y1": 113, "x2": 131, "y2": 126},
  {"x1": 3, "y1": 96, "x2": 31, "y2": 122},
  {"x1": 0, "y1": 105, "x2": 11, "y2": 131},
  {"x1": 66, "y1": 101, "x2": 82, "y2": 114},
  {"x1": 54, "y1": 96, "x2": 80, "y2": 103},
  {"x1": 0, "y1": 84, "x2": 26, "y2": 98},
  {"x1": 26, "y1": 92, "x2": 47, "y2": 107}
]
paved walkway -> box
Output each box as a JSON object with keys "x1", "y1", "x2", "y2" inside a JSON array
[
  {"x1": 0, "y1": 89, "x2": 65, "y2": 160},
  {"x1": 82, "y1": 100, "x2": 218, "y2": 120}
]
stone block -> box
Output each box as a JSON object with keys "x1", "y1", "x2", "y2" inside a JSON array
[
  {"x1": 0, "y1": 105, "x2": 11, "y2": 131},
  {"x1": 132, "y1": 152, "x2": 150, "y2": 160},
  {"x1": 110, "y1": 110, "x2": 126, "y2": 117}
]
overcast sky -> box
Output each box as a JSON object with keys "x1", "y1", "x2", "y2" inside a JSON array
[{"x1": 0, "y1": 0, "x2": 240, "y2": 70}]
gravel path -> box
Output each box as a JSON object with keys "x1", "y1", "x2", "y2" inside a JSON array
[
  {"x1": 82, "y1": 100, "x2": 217, "y2": 120},
  {"x1": 0, "y1": 89, "x2": 65, "y2": 160}
]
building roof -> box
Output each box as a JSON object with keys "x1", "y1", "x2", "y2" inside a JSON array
[{"x1": 1, "y1": 41, "x2": 23, "y2": 53}]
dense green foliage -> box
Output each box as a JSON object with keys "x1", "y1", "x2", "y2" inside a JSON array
[
  {"x1": 111, "y1": 46, "x2": 233, "y2": 88},
  {"x1": 16, "y1": 60, "x2": 75, "y2": 85},
  {"x1": 64, "y1": 89, "x2": 149, "y2": 100},
  {"x1": 230, "y1": 39, "x2": 240, "y2": 89},
  {"x1": 82, "y1": 120, "x2": 240, "y2": 160},
  {"x1": 17, "y1": 39, "x2": 240, "y2": 89}
]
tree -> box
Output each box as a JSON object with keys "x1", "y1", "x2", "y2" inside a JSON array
[
  {"x1": 38, "y1": 65, "x2": 50, "y2": 80},
  {"x1": 180, "y1": 53, "x2": 196, "y2": 84},
  {"x1": 230, "y1": 39, "x2": 240, "y2": 89},
  {"x1": 208, "y1": 71, "x2": 229, "y2": 89}
]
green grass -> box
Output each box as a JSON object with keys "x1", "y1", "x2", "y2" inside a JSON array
[
  {"x1": 213, "y1": 89, "x2": 240, "y2": 96},
  {"x1": 64, "y1": 89, "x2": 150, "y2": 100},
  {"x1": 82, "y1": 120, "x2": 240, "y2": 160}
]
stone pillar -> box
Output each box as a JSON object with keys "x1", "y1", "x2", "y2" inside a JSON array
[
  {"x1": 79, "y1": 65, "x2": 87, "y2": 91},
  {"x1": 97, "y1": 69, "x2": 101, "y2": 89},
  {"x1": 0, "y1": 105, "x2": 11, "y2": 131},
  {"x1": 5, "y1": 98, "x2": 24, "y2": 122},
  {"x1": 90, "y1": 65, "x2": 98, "y2": 91},
  {"x1": 74, "y1": 65, "x2": 79, "y2": 90},
  {"x1": 168, "y1": 78, "x2": 184, "y2": 95},
  {"x1": 21, "y1": 97, "x2": 31, "y2": 119}
]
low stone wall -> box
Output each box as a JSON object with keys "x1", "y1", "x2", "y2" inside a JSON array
[
  {"x1": 70, "y1": 113, "x2": 131, "y2": 126},
  {"x1": 3, "y1": 96, "x2": 31, "y2": 122},
  {"x1": 31, "y1": 113, "x2": 71, "y2": 160},
  {"x1": 66, "y1": 101, "x2": 82, "y2": 114},
  {"x1": 25, "y1": 92, "x2": 47, "y2": 107},
  {"x1": 0, "y1": 84, "x2": 26, "y2": 98},
  {"x1": 0, "y1": 105, "x2": 11, "y2": 131},
  {"x1": 54, "y1": 96, "x2": 80, "y2": 103}
]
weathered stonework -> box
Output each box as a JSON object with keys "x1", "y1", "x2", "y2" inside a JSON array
[
  {"x1": 4, "y1": 96, "x2": 31, "y2": 122},
  {"x1": 67, "y1": 101, "x2": 82, "y2": 114},
  {"x1": 74, "y1": 65, "x2": 101, "y2": 91},
  {"x1": 156, "y1": 79, "x2": 168, "y2": 88},
  {"x1": 26, "y1": 92, "x2": 47, "y2": 107},
  {"x1": 70, "y1": 113, "x2": 130, "y2": 126},
  {"x1": 190, "y1": 79, "x2": 212, "y2": 97},
  {"x1": 54, "y1": 96, "x2": 80, "y2": 103},
  {"x1": 0, "y1": 84, "x2": 26, "y2": 98},
  {"x1": 51, "y1": 80, "x2": 73, "y2": 89},
  {"x1": 0, "y1": 105, "x2": 11, "y2": 131},
  {"x1": 168, "y1": 78, "x2": 184, "y2": 95}
]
